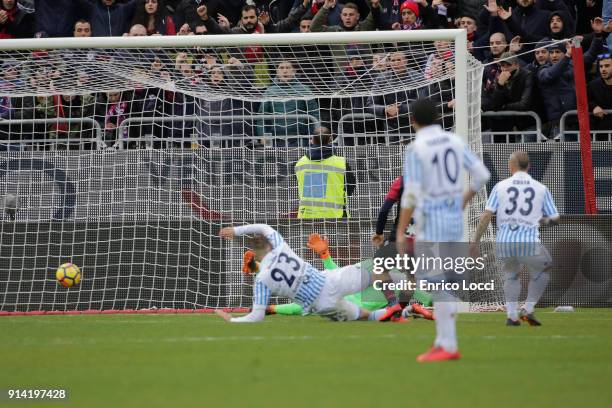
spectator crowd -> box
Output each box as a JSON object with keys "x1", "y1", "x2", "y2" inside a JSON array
[{"x1": 0, "y1": 0, "x2": 611, "y2": 148}]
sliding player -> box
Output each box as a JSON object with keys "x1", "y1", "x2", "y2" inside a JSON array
[
  {"x1": 471, "y1": 151, "x2": 559, "y2": 326},
  {"x1": 265, "y1": 233, "x2": 433, "y2": 320},
  {"x1": 215, "y1": 224, "x2": 385, "y2": 323},
  {"x1": 396, "y1": 99, "x2": 490, "y2": 362}
]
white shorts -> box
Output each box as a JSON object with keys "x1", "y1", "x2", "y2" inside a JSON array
[
  {"x1": 501, "y1": 247, "x2": 552, "y2": 275},
  {"x1": 311, "y1": 264, "x2": 370, "y2": 321}
]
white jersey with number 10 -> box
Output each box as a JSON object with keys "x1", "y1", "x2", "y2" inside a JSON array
[{"x1": 402, "y1": 124, "x2": 490, "y2": 242}]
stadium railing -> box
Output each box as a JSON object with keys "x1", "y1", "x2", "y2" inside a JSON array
[
  {"x1": 481, "y1": 111, "x2": 544, "y2": 143},
  {"x1": 3, "y1": 112, "x2": 611, "y2": 148},
  {"x1": 559, "y1": 110, "x2": 612, "y2": 142},
  {"x1": 0, "y1": 118, "x2": 103, "y2": 149},
  {"x1": 338, "y1": 113, "x2": 381, "y2": 145},
  {"x1": 115, "y1": 114, "x2": 321, "y2": 149}
]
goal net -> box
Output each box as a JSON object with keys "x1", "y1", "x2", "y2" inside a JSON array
[{"x1": 0, "y1": 31, "x2": 501, "y2": 314}]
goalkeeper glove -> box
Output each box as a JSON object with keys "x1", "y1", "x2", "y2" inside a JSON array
[
  {"x1": 307, "y1": 233, "x2": 331, "y2": 260},
  {"x1": 242, "y1": 250, "x2": 260, "y2": 274}
]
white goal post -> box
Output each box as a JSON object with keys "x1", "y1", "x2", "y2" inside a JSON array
[{"x1": 0, "y1": 30, "x2": 501, "y2": 315}]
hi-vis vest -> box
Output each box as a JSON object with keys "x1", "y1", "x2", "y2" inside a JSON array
[{"x1": 295, "y1": 155, "x2": 347, "y2": 219}]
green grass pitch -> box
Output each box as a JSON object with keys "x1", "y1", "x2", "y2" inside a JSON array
[{"x1": 2, "y1": 309, "x2": 612, "y2": 407}]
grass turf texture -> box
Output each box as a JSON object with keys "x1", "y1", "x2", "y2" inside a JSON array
[{"x1": 2, "y1": 309, "x2": 611, "y2": 408}]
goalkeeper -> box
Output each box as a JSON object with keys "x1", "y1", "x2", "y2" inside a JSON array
[{"x1": 262, "y1": 233, "x2": 433, "y2": 320}]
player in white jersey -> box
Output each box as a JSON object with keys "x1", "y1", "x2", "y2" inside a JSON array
[
  {"x1": 471, "y1": 151, "x2": 559, "y2": 326},
  {"x1": 395, "y1": 99, "x2": 491, "y2": 362},
  {"x1": 214, "y1": 224, "x2": 377, "y2": 323}
]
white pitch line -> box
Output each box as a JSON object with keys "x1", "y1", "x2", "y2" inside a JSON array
[{"x1": 9, "y1": 333, "x2": 598, "y2": 347}]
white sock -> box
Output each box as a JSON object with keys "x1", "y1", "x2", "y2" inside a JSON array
[
  {"x1": 433, "y1": 301, "x2": 458, "y2": 352},
  {"x1": 524, "y1": 271, "x2": 550, "y2": 314},
  {"x1": 368, "y1": 308, "x2": 388, "y2": 321},
  {"x1": 504, "y1": 272, "x2": 521, "y2": 320}
]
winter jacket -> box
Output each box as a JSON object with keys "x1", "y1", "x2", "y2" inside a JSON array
[
  {"x1": 296, "y1": 0, "x2": 343, "y2": 24},
  {"x1": 367, "y1": 68, "x2": 426, "y2": 133},
  {"x1": 251, "y1": 0, "x2": 293, "y2": 24},
  {"x1": 537, "y1": 35, "x2": 603, "y2": 122},
  {"x1": 35, "y1": 0, "x2": 83, "y2": 37},
  {"x1": 535, "y1": 0, "x2": 572, "y2": 15},
  {"x1": 311, "y1": 3, "x2": 383, "y2": 32},
  {"x1": 374, "y1": 0, "x2": 401, "y2": 26},
  {"x1": 197, "y1": 65, "x2": 256, "y2": 143},
  {"x1": 134, "y1": 15, "x2": 176, "y2": 35},
  {"x1": 587, "y1": 77, "x2": 612, "y2": 130},
  {"x1": 202, "y1": 2, "x2": 308, "y2": 34},
  {"x1": 482, "y1": 55, "x2": 503, "y2": 93},
  {"x1": 197, "y1": 97, "x2": 254, "y2": 143},
  {"x1": 0, "y1": 2, "x2": 34, "y2": 39},
  {"x1": 538, "y1": 56, "x2": 576, "y2": 122},
  {"x1": 77, "y1": 0, "x2": 139, "y2": 37},
  {"x1": 505, "y1": 3, "x2": 551, "y2": 39},
  {"x1": 256, "y1": 78, "x2": 320, "y2": 143},
  {"x1": 175, "y1": 0, "x2": 245, "y2": 30},
  {"x1": 43, "y1": 94, "x2": 96, "y2": 139},
  {"x1": 525, "y1": 59, "x2": 549, "y2": 122},
  {"x1": 483, "y1": 68, "x2": 534, "y2": 112},
  {"x1": 378, "y1": 2, "x2": 439, "y2": 30},
  {"x1": 503, "y1": 8, "x2": 574, "y2": 44}
]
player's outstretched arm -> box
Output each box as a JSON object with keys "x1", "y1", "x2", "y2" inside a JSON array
[
  {"x1": 470, "y1": 183, "x2": 499, "y2": 257},
  {"x1": 215, "y1": 307, "x2": 267, "y2": 323},
  {"x1": 470, "y1": 210, "x2": 494, "y2": 258},
  {"x1": 223, "y1": 224, "x2": 284, "y2": 250},
  {"x1": 217, "y1": 280, "x2": 271, "y2": 323},
  {"x1": 373, "y1": 199, "x2": 394, "y2": 246}
]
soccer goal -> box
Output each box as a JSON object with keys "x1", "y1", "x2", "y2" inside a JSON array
[{"x1": 0, "y1": 30, "x2": 501, "y2": 315}]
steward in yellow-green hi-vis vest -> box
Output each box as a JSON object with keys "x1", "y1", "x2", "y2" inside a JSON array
[{"x1": 295, "y1": 155, "x2": 347, "y2": 219}]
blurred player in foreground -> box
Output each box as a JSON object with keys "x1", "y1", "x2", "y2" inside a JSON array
[
  {"x1": 471, "y1": 151, "x2": 559, "y2": 326},
  {"x1": 395, "y1": 99, "x2": 490, "y2": 362},
  {"x1": 264, "y1": 233, "x2": 433, "y2": 320},
  {"x1": 216, "y1": 224, "x2": 408, "y2": 322}
]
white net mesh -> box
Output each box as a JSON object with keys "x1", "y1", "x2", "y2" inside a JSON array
[{"x1": 0, "y1": 33, "x2": 502, "y2": 313}]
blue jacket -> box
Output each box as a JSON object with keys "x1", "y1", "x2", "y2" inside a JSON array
[
  {"x1": 508, "y1": 4, "x2": 550, "y2": 39},
  {"x1": 78, "y1": 0, "x2": 139, "y2": 37},
  {"x1": 537, "y1": 56, "x2": 574, "y2": 122},
  {"x1": 35, "y1": 0, "x2": 82, "y2": 37},
  {"x1": 537, "y1": 36, "x2": 603, "y2": 122}
]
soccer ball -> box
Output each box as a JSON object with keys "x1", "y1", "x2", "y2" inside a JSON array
[{"x1": 56, "y1": 263, "x2": 82, "y2": 288}]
